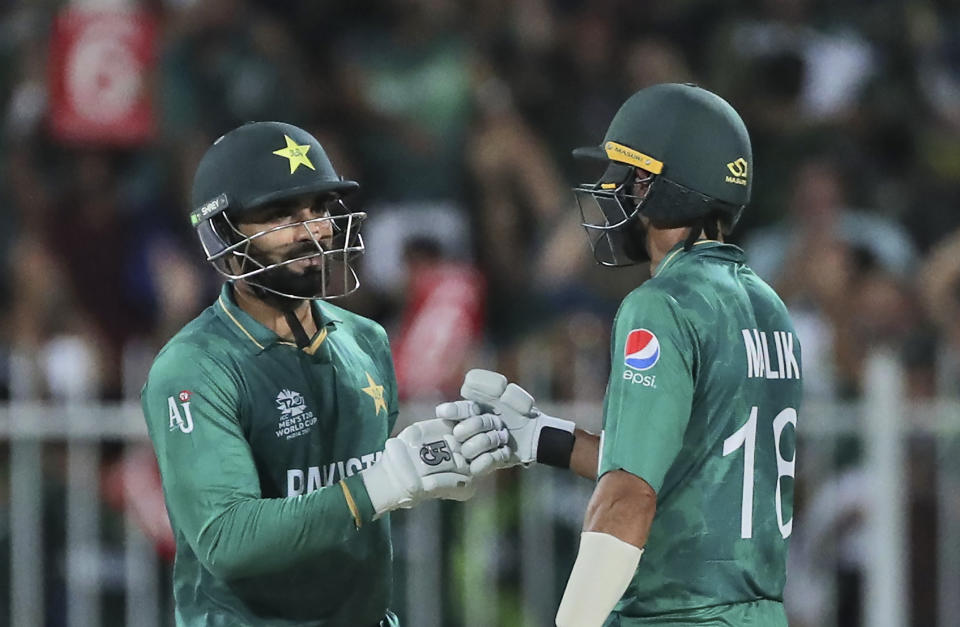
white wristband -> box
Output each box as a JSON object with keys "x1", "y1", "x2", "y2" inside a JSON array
[{"x1": 555, "y1": 532, "x2": 644, "y2": 627}]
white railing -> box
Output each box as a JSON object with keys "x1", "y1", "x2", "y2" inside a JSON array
[{"x1": 1, "y1": 352, "x2": 958, "y2": 626}]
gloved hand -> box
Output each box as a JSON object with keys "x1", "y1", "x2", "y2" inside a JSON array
[
  {"x1": 361, "y1": 417, "x2": 507, "y2": 518},
  {"x1": 436, "y1": 369, "x2": 576, "y2": 475}
]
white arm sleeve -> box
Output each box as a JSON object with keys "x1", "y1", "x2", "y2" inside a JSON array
[{"x1": 555, "y1": 531, "x2": 644, "y2": 627}]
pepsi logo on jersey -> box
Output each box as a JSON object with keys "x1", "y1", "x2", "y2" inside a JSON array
[
  {"x1": 624, "y1": 329, "x2": 661, "y2": 371},
  {"x1": 623, "y1": 370, "x2": 657, "y2": 388}
]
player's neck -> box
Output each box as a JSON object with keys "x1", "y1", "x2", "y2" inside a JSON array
[
  {"x1": 647, "y1": 228, "x2": 722, "y2": 274},
  {"x1": 232, "y1": 282, "x2": 318, "y2": 341}
]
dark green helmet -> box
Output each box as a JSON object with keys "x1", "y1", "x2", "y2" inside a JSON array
[
  {"x1": 572, "y1": 83, "x2": 752, "y2": 266},
  {"x1": 190, "y1": 121, "x2": 366, "y2": 300}
]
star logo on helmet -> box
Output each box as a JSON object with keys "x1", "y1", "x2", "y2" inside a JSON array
[{"x1": 272, "y1": 134, "x2": 316, "y2": 174}]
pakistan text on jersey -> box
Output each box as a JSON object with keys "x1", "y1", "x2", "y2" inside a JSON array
[
  {"x1": 287, "y1": 451, "x2": 384, "y2": 496},
  {"x1": 741, "y1": 329, "x2": 800, "y2": 380}
]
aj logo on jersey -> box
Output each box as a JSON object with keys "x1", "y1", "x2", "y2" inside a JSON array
[
  {"x1": 168, "y1": 390, "x2": 195, "y2": 434},
  {"x1": 623, "y1": 328, "x2": 659, "y2": 387}
]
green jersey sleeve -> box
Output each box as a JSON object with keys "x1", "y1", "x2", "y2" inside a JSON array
[
  {"x1": 599, "y1": 288, "x2": 696, "y2": 493},
  {"x1": 374, "y1": 324, "x2": 400, "y2": 435},
  {"x1": 142, "y1": 343, "x2": 376, "y2": 582}
]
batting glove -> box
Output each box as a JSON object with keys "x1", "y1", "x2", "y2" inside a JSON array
[
  {"x1": 436, "y1": 369, "x2": 576, "y2": 475},
  {"x1": 361, "y1": 418, "x2": 498, "y2": 519}
]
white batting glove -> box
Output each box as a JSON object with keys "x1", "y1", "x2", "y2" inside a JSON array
[
  {"x1": 436, "y1": 370, "x2": 576, "y2": 474},
  {"x1": 434, "y1": 401, "x2": 512, "y2": 475},
  {"x1": 361, "y1": 418, "x2": 482, "y2": 519}
]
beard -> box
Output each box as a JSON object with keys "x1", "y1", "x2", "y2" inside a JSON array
[
  {"x1": 242, "y1": 241, "x2": 332, "y2": 308},
  {"x1": 256, "y1": 263, "x2": 328, "y2": 303}
]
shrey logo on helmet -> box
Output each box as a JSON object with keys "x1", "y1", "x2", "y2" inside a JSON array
[
  {"x1": 191, "y1": 193, "x2": 228, "y2": 226},
  {"x1": 624, "y1": 329, "x2": 661, "y2": 371}
]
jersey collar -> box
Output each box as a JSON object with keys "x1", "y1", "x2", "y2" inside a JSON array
[
  {"x1": 215, "y1": 282, "x2": 339, "y2": 354},
  {"x1": 653, "y1": 240, "x2": 745, "y2": 278}
]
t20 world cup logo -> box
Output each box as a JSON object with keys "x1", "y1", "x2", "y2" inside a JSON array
[{"x1": 276, "y1": 389, "x2": 307, "y2": 418}]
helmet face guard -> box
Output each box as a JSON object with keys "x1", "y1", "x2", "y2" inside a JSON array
[
  {"x1": 573, "y1": 160, "x2": 746, "y2": 267},
  {"x1": 573, "y1": 162, "x2": 653, "y2": 267},
  {"x1": 196, "y1": 196, "x2": 367, "y2": 300}
]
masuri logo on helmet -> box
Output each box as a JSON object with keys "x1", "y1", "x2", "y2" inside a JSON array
[{"x1": 726, "y1": 158, "x2": 749, "y2": 185}]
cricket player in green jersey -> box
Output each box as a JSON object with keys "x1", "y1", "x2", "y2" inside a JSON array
[
  {"x1": 142, "y1": 121, "x2": 509, "y2": 626},
  {"x1": 439, "y1": 84, "x2": 802, "y2": 626}
]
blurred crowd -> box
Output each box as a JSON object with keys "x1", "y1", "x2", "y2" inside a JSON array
[
  {"x1": 1, "y1": 0, "x2": 960, "y2": 625},
  {"x1": 0, "y1": 0, "x2": 958, "y2": 405}
]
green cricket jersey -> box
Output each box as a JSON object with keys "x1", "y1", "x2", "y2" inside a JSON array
[
  {"x1": 142, "y1": 282, "x2": 399, "y2": 626},
  {"x1": 598, "y1": 241, "x2": 802, "y2": 625}
]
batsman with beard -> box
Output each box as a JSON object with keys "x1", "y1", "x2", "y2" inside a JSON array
[{"x1": 141, "y1": 122, "x2": 508, "y2": 626}]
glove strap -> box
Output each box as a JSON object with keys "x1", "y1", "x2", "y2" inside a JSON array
[{"x1": 535, "y1": 415, "x2": 576, "y2": 468}]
